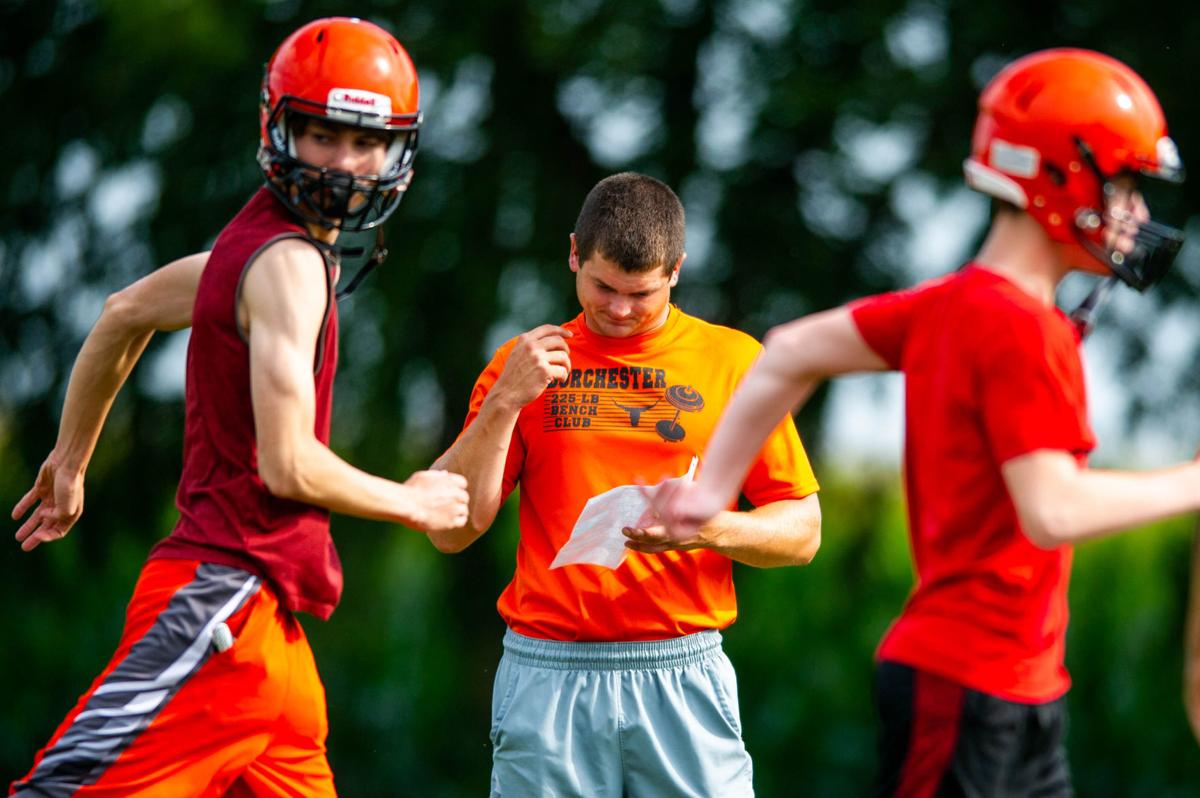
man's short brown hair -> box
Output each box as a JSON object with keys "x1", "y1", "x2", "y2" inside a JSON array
[{"x1": 574, "y1": 173, "x2": 685, "y2": 274}]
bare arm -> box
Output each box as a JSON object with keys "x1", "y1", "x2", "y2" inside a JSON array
[
  {"x1": 1001, "y1": 451, "x2": 1200, "y2": 548},
  {"x1": 653, "y1": 308, "x2": 886, "y2": 538},
  {"x1": 427, "y1": 392, "x2": 522, "y2": 552},
  {"x1": 53, "y1": 253, "x2": 206, "y2": 470},
  {"x1": 13, "y1": 251, "x2": 208, "y2": 551},
  {"x1": 428, "y1": 325, "x2": 572, "y2": 552},
  {"x1": 243, "y1": 239, "x2": 467, "y2": 531},
  {"x1": 624, "y1": 493, "x2": 821, "y2": 568}
]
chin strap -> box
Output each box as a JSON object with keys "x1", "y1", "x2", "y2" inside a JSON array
[
  {"x1": 1068, "y1": 276, "x2": 1118, "y2": 338},
  {"x1": 335, "y1": 226, "x2": 389, "y2": 301}
]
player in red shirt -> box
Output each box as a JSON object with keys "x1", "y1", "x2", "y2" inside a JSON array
[
  {"x1": 649, "y1": 48, "x2": 1200, "y2": 795},
  {"x1": 10, "y1": 18, "x2": 467, "y2": 796}
]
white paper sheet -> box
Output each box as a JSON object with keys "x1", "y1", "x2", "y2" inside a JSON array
[{"x1": 550, "y1": 457, "x2": 698, "y2": 571}]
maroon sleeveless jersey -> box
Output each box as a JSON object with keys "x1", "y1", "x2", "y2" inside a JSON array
[{"x1": 149, "y1": 188, "x2": 343, "y2": 620}]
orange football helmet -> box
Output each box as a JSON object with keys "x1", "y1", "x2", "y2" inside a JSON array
[
  {"x1": 258, "y1": 17, "x2": 421, "y2": 232},
  {"x1": 964, "y1": 48, "x2": 1184, "y2": 290}
]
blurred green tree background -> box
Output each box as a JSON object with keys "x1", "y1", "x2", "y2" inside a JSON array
[{"x1": 2, "y1": 0, "x2": 1198, "y2": 794}]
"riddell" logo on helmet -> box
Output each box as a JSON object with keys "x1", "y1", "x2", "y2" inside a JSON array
[{"x1": 327, "y1": 88, "x2": 393, "y2": 124}]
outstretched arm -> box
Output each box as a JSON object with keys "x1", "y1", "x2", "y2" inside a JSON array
[
  {"x1": 429, "y1": 325, "x2": 573, "y2": 552},
  {"x1": 13, "y1": 251, "x2": 208, "y2": 551},
  {"x1": 1001, "y1": 452, "x2": 1200, "y2": 548},
  {"x1": 243, "y1": 239, "x2": 468, "y2": 532},
  {"x1": 624, "y1": 493, "x2": 821, "y2": 568},
  {"x1": 652, "y1": 308, "x2": 886, "y2": 539}
]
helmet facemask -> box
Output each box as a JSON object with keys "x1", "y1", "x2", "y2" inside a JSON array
[
  {"x1": 258, "y1": 95, "x2": 420, "y2": 233},
  {"x1": 1070, "y1": 136, "x2": 1185, "y2": 292}
]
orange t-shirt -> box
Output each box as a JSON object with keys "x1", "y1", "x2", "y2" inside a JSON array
[{"x1": 460, "y1": 306, "x2": 819, "y2": 641}]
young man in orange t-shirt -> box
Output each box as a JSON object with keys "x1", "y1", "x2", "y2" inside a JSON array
[
  {"x1": 431, "y1": 172, "x2": 821, "y2": 796},
  {"x1": 649, "y1": 50, "x2": 1200, "y2": 795}
]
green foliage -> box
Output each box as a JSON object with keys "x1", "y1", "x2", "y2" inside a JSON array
[{"x1": 1067, "y1": 516, "x2": 1200, "y2": 797}]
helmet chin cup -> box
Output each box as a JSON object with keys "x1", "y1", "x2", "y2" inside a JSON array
[
  {"x1": 1111, "y1": 218, "x2": 1184, "y2": 290},
  {"x1": 1074, "y1": 213, "x2": 1185, "y2": 291},
  {"x1": 306, "y1": 170, "x2": 354, "y2": 221}
]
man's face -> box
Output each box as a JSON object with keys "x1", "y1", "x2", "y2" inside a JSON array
[
  {"x1": 1064, "y1": 174, "x2": 1153, "y2": 277},
  {"x1": 571, "y1": 237, "x2": 679, "y2": 338},
  {"x1": 291, "y1": 119, "x2": 392, "y2": 225},
  {"x1": 1102, "y1": 175, "x2": 1150, "y2": 257},
  {"x1": 293, "y1": 118, "x2": 391, "y2": 177}
]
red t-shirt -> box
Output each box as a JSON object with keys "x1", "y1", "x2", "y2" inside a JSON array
[
  {"x1": 150, "y1": 188, "x2": 343, "y2": 620},
  {"x1": 850, "y1": 264, "x2": 1095, "y2": 702},
  {"x1": 461, "y1": 307, "x2": 820, "y2": 641}
]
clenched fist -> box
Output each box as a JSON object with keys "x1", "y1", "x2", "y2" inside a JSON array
[{"x1": 401, "y1": 470, "x2": 470, "y2": 533}]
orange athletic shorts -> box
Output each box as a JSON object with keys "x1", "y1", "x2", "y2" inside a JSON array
[{"x1": 10, "y1": 559, "x2": 335, "y2": 797}]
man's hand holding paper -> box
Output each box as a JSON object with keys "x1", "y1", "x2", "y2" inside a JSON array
[{"x1": 550, "y1": 458, "x2": 698, "y2": 570}]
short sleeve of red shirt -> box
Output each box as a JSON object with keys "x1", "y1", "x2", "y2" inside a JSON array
[
  {"x1": 458, "y1": 342, "x2": 526, "y2": 500},
  {"x1": 975, "y1": 307, "x2": 1094, "y2": 465},
  {"x1": 848, "y1": 288, "x2": 924, "y2": 369}
]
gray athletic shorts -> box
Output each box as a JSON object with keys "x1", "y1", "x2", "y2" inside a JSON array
[{"x1": 490, "y1": 628, "x2": 754, "y2": 798}]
